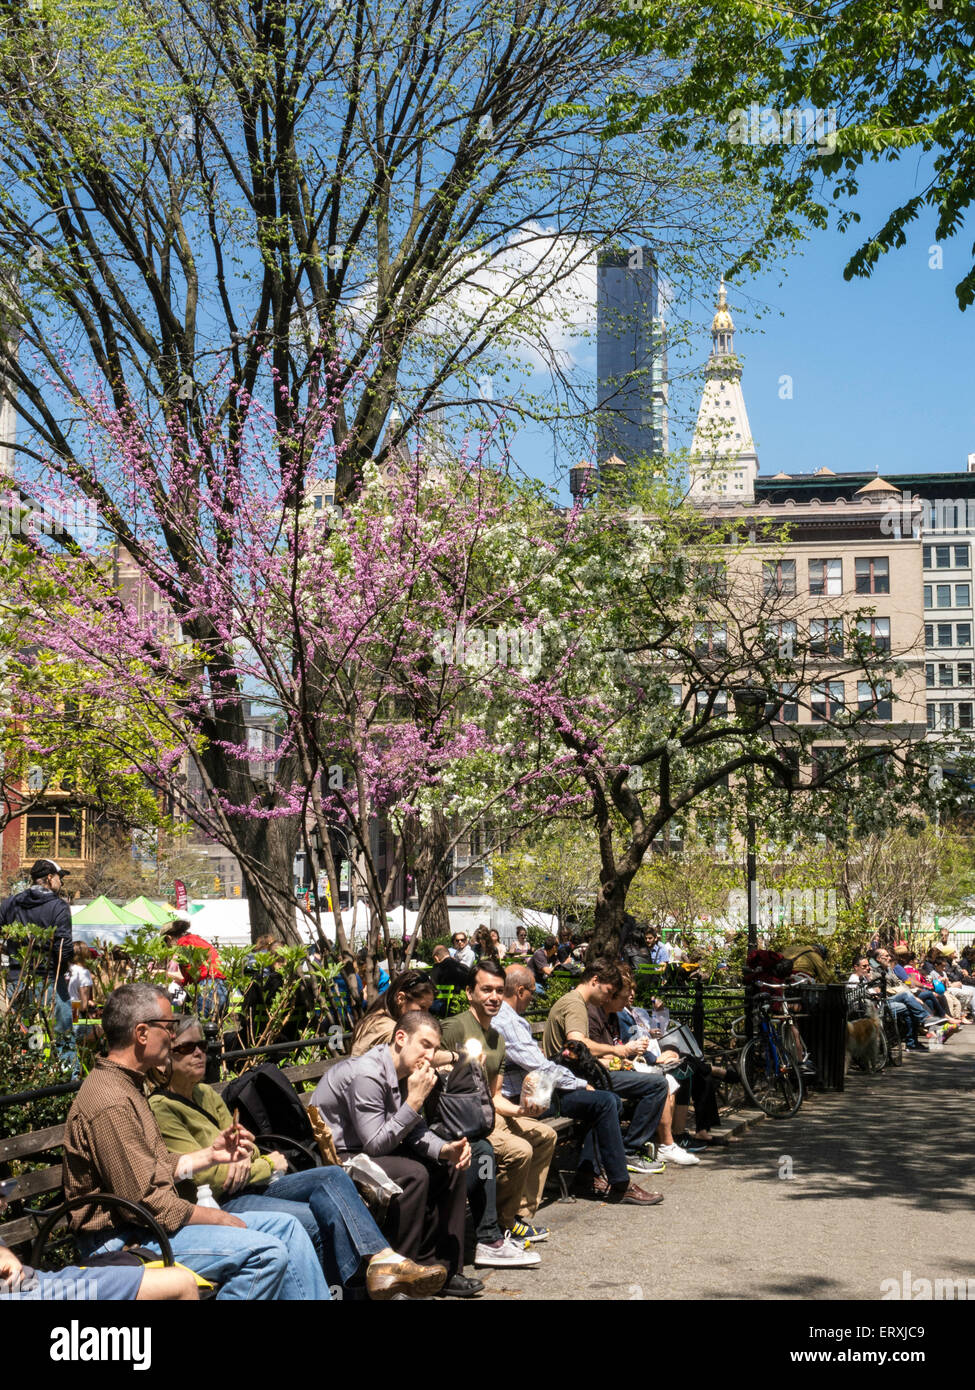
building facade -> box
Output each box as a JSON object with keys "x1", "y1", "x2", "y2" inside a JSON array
[
  {"x1": 687, "y1": 285, "x2": 928, "y2": 750},
  {"x1": 596, "y1": 246, "x2": 668, "y2": 467}
]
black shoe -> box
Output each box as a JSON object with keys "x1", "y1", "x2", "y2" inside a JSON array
[{"x1": 436, "y1": 1274, "x2": 485, "y2": 1298}]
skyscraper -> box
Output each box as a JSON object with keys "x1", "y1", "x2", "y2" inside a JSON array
[{"x1": 596, "y1": 246, "x2": 668, "y2": 469}]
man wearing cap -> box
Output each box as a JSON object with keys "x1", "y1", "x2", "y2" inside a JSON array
[{"x1": 0, "y1": 859, "x2": 75, "y2": 1072}]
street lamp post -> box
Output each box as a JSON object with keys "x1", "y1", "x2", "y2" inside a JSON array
[{"x1": 731, "y1": 685, "x2": 771, "y2": 956}]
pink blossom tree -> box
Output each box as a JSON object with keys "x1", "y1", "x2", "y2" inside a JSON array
[
  {"x1": 10, "y1": 364, "x2": 593, "y2": 965},
  {"x1": 11, "y1": 368, "x2": 958, "y2": 969}
]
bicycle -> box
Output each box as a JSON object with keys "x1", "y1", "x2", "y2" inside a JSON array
[
  {"x1": 876, "y1": 974, "x2": 904, "y2": 1067},
  {"x1": 738, "y1": 982, "x2": 804, "y2": 1119}
]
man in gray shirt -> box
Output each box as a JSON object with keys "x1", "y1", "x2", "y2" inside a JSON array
[{"x1": 311, "y1": 1010, "x2": 483, "y2": 1297}]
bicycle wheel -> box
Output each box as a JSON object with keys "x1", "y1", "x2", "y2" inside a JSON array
[
  {"x1": 879, "y1": 1005, "x2": 903, "y2": 1066},
  {"x1": 740, "y1": 1034, "x2": 803, "y2": 1119}
]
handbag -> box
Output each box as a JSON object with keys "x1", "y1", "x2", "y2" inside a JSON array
[
  {"x1": 426, "y1": 1059, "x2": 495, "y2": 1141},
  {"x1": 657, "y1": 1023, "x2": 704, "y2": 1060}
]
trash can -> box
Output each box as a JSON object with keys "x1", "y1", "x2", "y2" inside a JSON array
[{"x1": 797, "y1": 983, "x2": 848, "y2": 1091}]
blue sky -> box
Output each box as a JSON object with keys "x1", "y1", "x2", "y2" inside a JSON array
[
  {"x1": 709, "y1": 163, "x2": 975, "y2": 481},
  {"x1": 508, "y1": 161, "x2": 975, "y2": 500}
]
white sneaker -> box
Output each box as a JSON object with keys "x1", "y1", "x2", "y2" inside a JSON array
[
  {"x1": 657, "y1": 1142, "x2": 701, "y2": 1167},
  {"x1": 474, "y1": 1237, "x2": 541, "y2": 1268}
]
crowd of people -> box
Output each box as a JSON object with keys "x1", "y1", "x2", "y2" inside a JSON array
[
  {"x1": 2, "y1": 940, "x2": 737, "y2": 1303},
  {"x1": 849, "y1": 927, "x2": 975, "y2": 1048},
  {"x1": 4, "y1": 892, "x2": 974, "y2": 1303}
]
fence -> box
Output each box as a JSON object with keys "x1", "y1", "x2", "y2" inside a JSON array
[
  {"x1": 635, "y1": 968, "x2": 745, "y2": 1050},
  {"x1": 0, "y1": 1030, "x2": 348, "y2": 1122}
]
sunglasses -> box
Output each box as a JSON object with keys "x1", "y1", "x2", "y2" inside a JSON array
[
  {"x1": 171, "y1": 1038, "x2": 206, "y2": 1057},
  {"x1": 139, "y1": 1018, "x2": 178, "y2": 1034}
]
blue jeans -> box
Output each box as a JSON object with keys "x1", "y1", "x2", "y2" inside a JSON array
[
  {"x1": 6, "y1": 975, "x2": 77, "y2": 1077},
  {"x1": 544, "y1": 1088, "x2": 628, "y2": 1187},
  {"x1": 225, "y1": 1166, "x2": 387, "y2": 1291},
  {"x1": 890, "y1": 992, "x2": 935, "y2": 1043},
  {"x1": 0, "y1": 1262, "x2": 143, "y2": 1301},
  {"x1": 195, "y1": 979, "x2": 230, "y2": 1019},
  {"x1": 605, "y1": 1069, "x2": 669, "y2": 1154},
  {"x1": 77, "y1": 1209, "x2": 328, "y2": 1301},
  {"x1": 465, "y1": 1138, "x2": 503, "y2": 1244}
]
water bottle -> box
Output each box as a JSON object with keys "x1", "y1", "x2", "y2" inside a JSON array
[{"x1": 196, "y1": 1184, "x2": 220, "y2": 1208}]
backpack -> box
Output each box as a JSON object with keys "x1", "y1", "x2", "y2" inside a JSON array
[
  {"x1": 220, "y1": 1062, "x2": 317, "y2": 1165},
  {"x1": 426, "y1": 1059, "x2": 495, "y2": 1141}
]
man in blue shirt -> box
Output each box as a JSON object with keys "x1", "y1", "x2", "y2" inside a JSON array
[
  {"x1": 494, "y1": 966, "x2": 663, "y2": 1206},
  {"x1": 647, "y1": 929, "x2": 671, "y2": 966}
]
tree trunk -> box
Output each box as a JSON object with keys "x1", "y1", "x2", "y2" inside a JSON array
[
  {"x1": 232, "y1": 816, "x2": 303, "y2": 945},
  {"x1": 408, "y1": 810, "x2": 452, "y2": 939},
  {"x1": 589, "y1": 877, "x2": 629, "y2": 962}
]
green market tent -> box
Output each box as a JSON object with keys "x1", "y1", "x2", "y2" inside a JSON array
[
  {"x1": 123, "y1": 897, "x2": 178, "y2": 926},
  {"x1": 72, "y1": 896, "x2": 146, "y2": 927}
]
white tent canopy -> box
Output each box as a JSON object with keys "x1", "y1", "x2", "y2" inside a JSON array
[{"x1": 69, "y1": 898, "x2": 564, "y2": 951}]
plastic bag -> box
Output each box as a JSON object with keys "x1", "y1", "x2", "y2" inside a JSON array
[
  {"x1": 521, "y1": 1068, "x2": 555, "y2": 1112},
  {"x1": 343, "y1": 1153, "x2": 403, "y2": 1215}
]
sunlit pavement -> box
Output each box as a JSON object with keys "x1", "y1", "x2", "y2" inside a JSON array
[{"x1": 476, "y1": 1026, "x2": 975, "y2": 1301}]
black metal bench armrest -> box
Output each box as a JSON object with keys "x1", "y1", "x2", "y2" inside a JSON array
[
  {"x1": 30, "y1": 1193, "x2": 175, "y2": 1269},
  {"x1": 255, "y1": 1133, "x2": 323, "y2": 1172}
]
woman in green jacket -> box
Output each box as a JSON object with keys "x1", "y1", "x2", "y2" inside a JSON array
[{"x1": 148, "y1": 1016, "x2": 445, "y2": 1300}]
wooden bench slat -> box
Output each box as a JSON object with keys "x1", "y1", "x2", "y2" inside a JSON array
[
  {"x1": 283, "y1": 1060, "x2": 336, "y2": 1087},
  {"x1": 0, "y1": 1124, "x2": 66, "y2": 1163},
  {"x1": 1, "y1": 1166, "x2": 63, "y2": 1201},
  {"x1": 0, "y1": 1214, "x2": 41, "y2": 1246}
]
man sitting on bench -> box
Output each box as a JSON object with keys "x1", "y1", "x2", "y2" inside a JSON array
[
  {"x1": 495, "y1": 965, "x2": 663, "y2": 1206},
  {"x1": 62, "y1": 983, "x2": 329, "y2": 1300},
  {"x1": 311, "y1": 1010, "x2": 481, "y2": 1298}
]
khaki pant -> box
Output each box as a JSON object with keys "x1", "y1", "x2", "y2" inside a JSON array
[
  {"x1": 489, "y1": 1112, "x2": 557, "y2": 1228},
  {"x1": 944, "y1": 988, "x2": 963, "y2": 1019}
]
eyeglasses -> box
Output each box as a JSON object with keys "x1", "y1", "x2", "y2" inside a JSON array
[
  {"x1": 171, "y1": 1038, "x2": 205, "y2": 1057},
  {"x1": 139, "y1": 1019, "x2": 178, "y2": 1034}
]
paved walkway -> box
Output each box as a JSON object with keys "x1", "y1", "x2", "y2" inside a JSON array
[{"x1": 479, "y1": 1027, "x2": 975, "y2": 1300}]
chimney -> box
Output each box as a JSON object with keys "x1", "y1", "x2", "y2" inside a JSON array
[{"x1": 967, "y1": 452, "x2": 975, "y2": 473}]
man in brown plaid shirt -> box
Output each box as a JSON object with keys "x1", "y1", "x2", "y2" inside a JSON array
[{"x1": 63, "y1": 983, "x2": 328, "y2": 1299}]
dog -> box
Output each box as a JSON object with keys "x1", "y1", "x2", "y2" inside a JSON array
[
  {"x1": 559, "y1": 1038, "x2": 613, "y2": 1090},
  {"x1": 846, "y1": 1001, "x2": 884, "y2": 1072}
]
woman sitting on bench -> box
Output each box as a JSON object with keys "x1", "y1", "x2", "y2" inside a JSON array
[{"x1": 148, "y1": 1016, "x2": 444, "y2": 1300}]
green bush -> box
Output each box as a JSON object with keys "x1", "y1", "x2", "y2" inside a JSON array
[{"x1": 411, "y1": 934, "x2": 453, "y2": 965}]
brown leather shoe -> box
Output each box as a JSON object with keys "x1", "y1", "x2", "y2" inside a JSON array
[
  {"x1": 366, "y1": 1257, "x2": 447, "y2": 1300},
  {"x1": 608, "y1": 1184, "x2": 664, "y2": 1206},
  {"x1": 580, "y1": 1175, "x2": 664, "y2": 1205}
]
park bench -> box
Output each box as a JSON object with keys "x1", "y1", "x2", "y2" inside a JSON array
[
  {"x1": 0, "y1": 1053, "x2": 342, "y2": 1267},
  {"x1": 0, "y1": 1033, "x2": 589, "y2": 1272}
]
